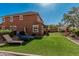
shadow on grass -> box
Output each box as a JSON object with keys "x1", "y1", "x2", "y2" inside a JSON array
[
  {"x1": 0, "y1": 36, "x2": 43, "y2": 47},
  {"x1": 22, "y1": 36, "x2": 43, "y2": 45}
]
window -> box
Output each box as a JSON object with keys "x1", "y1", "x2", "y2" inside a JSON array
[
  {"x1": 13, "y1": 26, "x2": 17, "y2": 30},
  {"x1": 33, "y1": 25, "x2": 39, "y2": 33},
  {"x1": 10, "y1": 26, "x2": 13, "y2": 29},
  {"x1": 10, "y1": 16, "x2": 13, "y2": 22},
  {"x1": 10, "y1": 26, "x2": 17, "y2": 30},
  {"x1": 19, "y1": 15, "x2": 23, "y2": 20},
  {"x1": 2, "y1": 26, "x2": 5, "y2": 29}
]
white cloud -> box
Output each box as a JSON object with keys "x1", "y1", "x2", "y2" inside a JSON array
[
  {"x1": 38, "y1": 3, "x2": 57, "y2": 11},
  {"x1": 38, "y1": 3, "x2": 57, "y2": 9},
  {"x1": 39, "y1": 3, "x2": 52, "y2": 7}
]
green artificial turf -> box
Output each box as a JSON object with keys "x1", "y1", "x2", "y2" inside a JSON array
[{"x1": 0, "y1": 33, "x2": 79, "y2": 56}]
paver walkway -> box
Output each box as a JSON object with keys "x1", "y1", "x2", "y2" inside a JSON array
[
  {"x1": 66, "y1": 37, "x2": 79, "y2": 45},
  {"x1": 0, "y1": 52, "x2": 17, "y2": 56},
  {"x1": 0, "y1": 50, "x2": 39, "y2": 56}
]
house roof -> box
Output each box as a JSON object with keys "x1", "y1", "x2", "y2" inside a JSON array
[
  {"x1": 1, "y1": 11, "x2": 44, "y2": 24},
  {"x1": 1, "y1": 11, "x2": 38, "y2": 17}
]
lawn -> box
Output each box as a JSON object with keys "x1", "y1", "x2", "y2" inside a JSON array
[{"x1": 0, "y1": 33, "x2": 79, "y2": 56}]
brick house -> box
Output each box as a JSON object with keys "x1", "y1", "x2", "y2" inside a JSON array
[{"x1": 0, "y1": 12, "x2": 45, "y2": 36}]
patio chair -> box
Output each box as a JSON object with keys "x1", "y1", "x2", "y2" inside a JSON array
[
  {"x1": 3, "y1": 34, "x2": 24, "y2": 45},
  {"x1": 16, "y1": 32, "x2": 34, "y2": 41}
]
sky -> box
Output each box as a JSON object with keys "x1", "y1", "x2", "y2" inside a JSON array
[{"x1": 0, "y1": 3, "x2": 79, "y2": 25}]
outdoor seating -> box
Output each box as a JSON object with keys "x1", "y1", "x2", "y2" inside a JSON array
[
  {"x1": 3, "y1": 34, "x2": 24, "y2": 45},
  {"x1": 16, "y1": 32, "x2": 34, "y2": 41}
]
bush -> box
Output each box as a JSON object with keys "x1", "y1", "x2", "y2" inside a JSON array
[
  {"x1": 0, "y1": 29, "x2": 12, "y2": 34},
  {"x1": 9, "y1": 31, "x2": 17, "y2": 37},
  {"x1": 19, "y1": 31, "x2": 26, "y2": 35},
  {"x1": 74, "y1": 29, "x2": 79, "y2": 36}
]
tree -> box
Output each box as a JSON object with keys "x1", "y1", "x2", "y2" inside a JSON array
[
  {"x1": 48, "y1": 24, "x2": 58, "y2": 32},
  {"x1": 62, "y1": 7, "x2": 79, "y2": 29}
]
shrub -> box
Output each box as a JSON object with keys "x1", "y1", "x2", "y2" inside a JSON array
[
  {"x1": 19, "y1": 31, "x2": 26, "y2": 35},
  {"x1": 9, "y1": 31, "x2": 17, "y2": 37},
  {"x1": 74, "y1": 29, "x2": 79, "y2": 36},
  {"x1": 0, "y1": 29, "x2": 12, "y2": 34}
]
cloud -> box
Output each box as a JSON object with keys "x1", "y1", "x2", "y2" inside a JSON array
[
  {"x1": 39, "y1": 3, "x2": 52, "y2": 7},
  {"x1": 38, "y1": 3, "x2": 57, "y2": 12},
  {"x1": 38, "y1": 3, "x2": 57, "y2": 10}
]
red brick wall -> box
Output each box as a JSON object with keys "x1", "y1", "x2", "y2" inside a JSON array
[{"x1": 2, "y1": 13, "x2": 44, "y2": 35}]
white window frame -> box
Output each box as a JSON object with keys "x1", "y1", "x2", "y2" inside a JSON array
[
  {"x1": 10, "y1": 26, "x2": 13, "y2": 29},
  {"x1": 19, "y1": 15, "x2": 23, "y2": 20},
  {"x1": 14, "y1": 26, "x2": 17, "y2": 28},
  {"x1": 10, "y1": 26, "x2": 17, "y2": 30},
  {"x1": 33, "y1": 25, "x2": 39, "y2": 33},
  {"x1": 10, "y1": 16, "x2": 13, "y2": 22},
  {"x1": 13, "y1": 26, "x2": 17, "y2": 30},
  {"x1": 2, "y1": 26, "x2": 5, "y2": 29}
]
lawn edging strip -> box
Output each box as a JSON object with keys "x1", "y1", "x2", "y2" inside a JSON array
[
  {"x1": 0, "y1": 50, "x2": 40, "y2": 56},
  {"x1": 65, "y1": 37, "x2": 79, "y2": 45}
]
